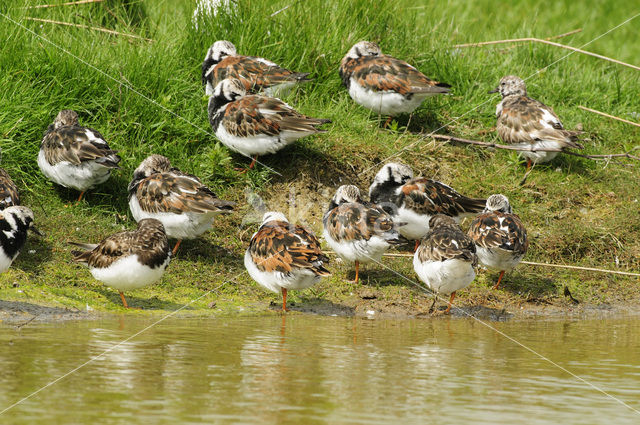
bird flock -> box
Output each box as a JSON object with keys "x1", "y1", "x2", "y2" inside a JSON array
[{"x1": 5, "y1": 37, "x2": 590, "y2": 313}]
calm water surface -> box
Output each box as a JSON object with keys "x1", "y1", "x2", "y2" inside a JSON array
[{"x1": 1, "y1": 314, "x2": 639, "y2": 424}]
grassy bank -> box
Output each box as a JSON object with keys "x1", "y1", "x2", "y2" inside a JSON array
[{"x1": 0, "y1": 0, "x2": 639, "y2": 316}]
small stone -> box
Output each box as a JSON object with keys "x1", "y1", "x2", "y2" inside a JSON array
[
  {"x1": 207, "y1": 301, "x2": 217, "y2": 309},
  {"x1": 366, "y1": 309, "x2": 375, "y2": 316}
]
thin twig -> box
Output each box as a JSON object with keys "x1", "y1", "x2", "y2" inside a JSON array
[
  {"x1": 429, "y1": 134, "x2": 640, "y2": 162},
  {"x1": 22, "y1": 0, "x2": 105, "y2": 8},
  {"x1": 324, "y1": 251, "x2": 640, "y2": 277},
  {"x1": 454, "y1": 35, "x2": 640, "y2": 72},
  {"x1": 24, "y1": 17, "x2": 153, "y2": 42},
  {"x1": 578, "y1": 106, "x2": 640, "y2": 128}
]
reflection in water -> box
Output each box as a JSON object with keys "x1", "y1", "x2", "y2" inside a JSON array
[{"x1": 0, "y1": 315, "x2": 639, "y2": 424}]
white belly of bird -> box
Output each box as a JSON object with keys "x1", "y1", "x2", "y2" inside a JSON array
[
  {"x1": 322, "y1": 228, "x2": 389, "y2": 264},
  {"x1": 476, "y1": 247, "x2": 523, "y2": 272},
  {"x1": 396, "y1": 207, "x2": 433, "y2": 240},
  {"x1": 348, "y1": 79, "x2": 431, "y2": 116},
  {"x1": 90, "y1": 255, "x2": 170, "y2": 292},
  {"x1": 129, "y1": 196, "x2": 216, "y2": 239},
  {"x1": 512, "y1": 140, "x2": 562, "y2": 163},
  {"x1": 244, "y1": 250, "x2": 321, "y2": 293},
  {"x1": 38, "y1": 150, "x2": 112, "y2": 191},
  {"x1": 0, "y1": 249, "x2": 17, "y2": 274},
  {"x1": 413, "y1": 256, "x2": 476, "y2": 295},
  {"x1": 215, "y1": 123, "x2": 306, "y2": 157}
]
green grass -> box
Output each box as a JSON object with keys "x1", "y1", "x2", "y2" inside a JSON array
[{"x1": 0, "y1": 0, "x2": 639, "y2": 314}]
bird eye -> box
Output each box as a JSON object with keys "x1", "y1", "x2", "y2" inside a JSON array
[{"x1": 500, "y1": 82, "x2": 505, "y2": 86}]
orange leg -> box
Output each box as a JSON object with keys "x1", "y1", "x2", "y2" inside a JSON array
[
  {"x1": 281, "y1": 287, "x2": 288, "y2": 312},
  {"x1": 493, "y1": 270, "x2": 506, "y2": 290},
  {"x1": 77, "y1": 191, "x2": 85, "y2": 202},
  {"x1": 172, "y1": 239, "x2": 182, "y2": 255},
  {"x1": 443, "y1": 291, "x2": 456, "y2": 314},
  {"x1": 414, "y1": 240, "x2": 420, "y2": 252},
  {"x1": 526, "y1": 158, "x2": 532, "y2": 172},
  {"x1": 119, "y1": 291, "x2": 130, "y2": 308},
  {"x1": 350, "y1": 261, "x2": 360, "y2": 284},
  {"x1": 248, "y1": 155, "x2": 258, "y2": 169},
  {"x1": 383, "y1": 116, "x2": 392, "y2": 128}
]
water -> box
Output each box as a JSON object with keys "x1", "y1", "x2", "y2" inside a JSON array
[{"x1": 1, "y1": 314, "x2": 639, "y2": 424}]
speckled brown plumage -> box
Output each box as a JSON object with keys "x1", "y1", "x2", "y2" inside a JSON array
[
  {"x1": 207, "y1": 55, "x2": 310, "y2": 94},
  {"x1": 41, "y1": 120, "x2": 120, "y2": 167},
  {"x1": 417, "y1": 215, "x2": 477, "y2": 265},
  {"x1": 248, "y1": 220, "x2": 330, "y2": 275},
  {"x1": 71, "y1": 218, "x2": 170, "y2": 269},
  {"x1": 0, "y1": 168, "x2": 19, "y2": 209},
  {"x1": 340, "y1": 53, "x2": 450, "y2": 95},
  {"x1": 497, "y1": 96, "x2": 582, "y2": 148},
  {"x1": 221, "y1": 95, "x2": 331, "y2": 138},
  {"x1": 324, "y1": 202, "x2": 397, "y2": 243},
  {"x1": 397, "y1": 178, "x2": 485, "y2": 217},
  {"x1": 468, "y1": 212, "x2": 528, "y2": 256}
]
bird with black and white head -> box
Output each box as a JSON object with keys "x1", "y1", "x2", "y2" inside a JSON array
[
  {"x1": 202, "y1": 40, "x2": 311, "y2": 97},
  {"x1": 0, "y1": 206, "x2": 40, "y2": 274},
  {"x1": 208, "y1": 78, "x2": 331, "y2": 170},
  {"x1": 369, "y1": 163, "x2": 485, "y2": 250}
]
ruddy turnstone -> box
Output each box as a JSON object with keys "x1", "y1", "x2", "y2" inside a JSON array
[
  {"x1": 323, "y1": 185, "x2": 404, "y2": 284},
  {"x1": 0, "y1": 206, "x2": 38, "y2": 274},
  {"x1": 71, "y1": 218, "x2": 171, "y2": 308},
  {"x1": 468, "y1": 194, "x2": 528, "y2": 289},
  {"x1": 38, "y1": 110, "x2": 121, "y2": 201},
  {"x1": 208, "y1": 78, "x2": 331, "y2": 169},
  {"x1": 245, "y1": 211, "x2": 330, "y2": 312},
  {"x1": 369, "y1": 163, "x2": 485, "y2": 249},
  {"x1": 0, "y1": 168, "x2": 20, "y2": 209},
  {"x1": 128, "y1": 155, "x2": 235, "y2": 254},
  {"x1": 339, "y1": 41, "x2": 450, "y2": 123},
  {"x1": 202, "y1": 40, "x2": 311, "y2": 96},
  {"x1": 490, "y1": 75, "x2": 583, "y2": 169},
  {"x1": 414, "y1": 214, "x2": 477, "y2": 314}
]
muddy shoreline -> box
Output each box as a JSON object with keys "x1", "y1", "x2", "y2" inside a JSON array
[{"x1": 1, "y1": 296, "x2": 638, "y2": 325}]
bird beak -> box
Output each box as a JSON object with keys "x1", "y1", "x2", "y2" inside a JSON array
[
  {"x1": 30, "y1": 226, "x2": 44, "y2": 237},
  {"x1": 488, "y1": 87, "x2": 499, "y2": 94}
]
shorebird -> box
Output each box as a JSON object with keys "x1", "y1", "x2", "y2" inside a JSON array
[
  {"x1": 71, "y1": 218, "x2": 171, "y2": 308},
  {"x1": 38, "y1": 110, "x2": 120, "y2": 202},
  {"x1": 128, "y1": 155, "x2": 235, "y2": 255},
  {"x1": 245, "y1": 212, "x2": 330, "y2": 311},
  {"x1": 323, "y1": 185, "x2": 404, "y2": 284},
  {"x1": 339, "y1": 41, "x2": 450, "y2": 125},
  {"x1": 468, "y1": 194, "x2": 528, "y2": 289},
  {"x1": 414, "y1": 215, "x2": 477, "y2": 314}
]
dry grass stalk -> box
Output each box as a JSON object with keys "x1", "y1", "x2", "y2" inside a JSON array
[
  {"x1": 24, "y1": 17, "x2": 153, "y2": 42},
  {"x1": 578, "y1": 106, "x2": 640, "y2": 128},
  {"x1": 22, "y1": 0, "x2": 105, "y2": 8},
  {"x1": 454, "y1": 32, "x2": 640, "y2": 72}
]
